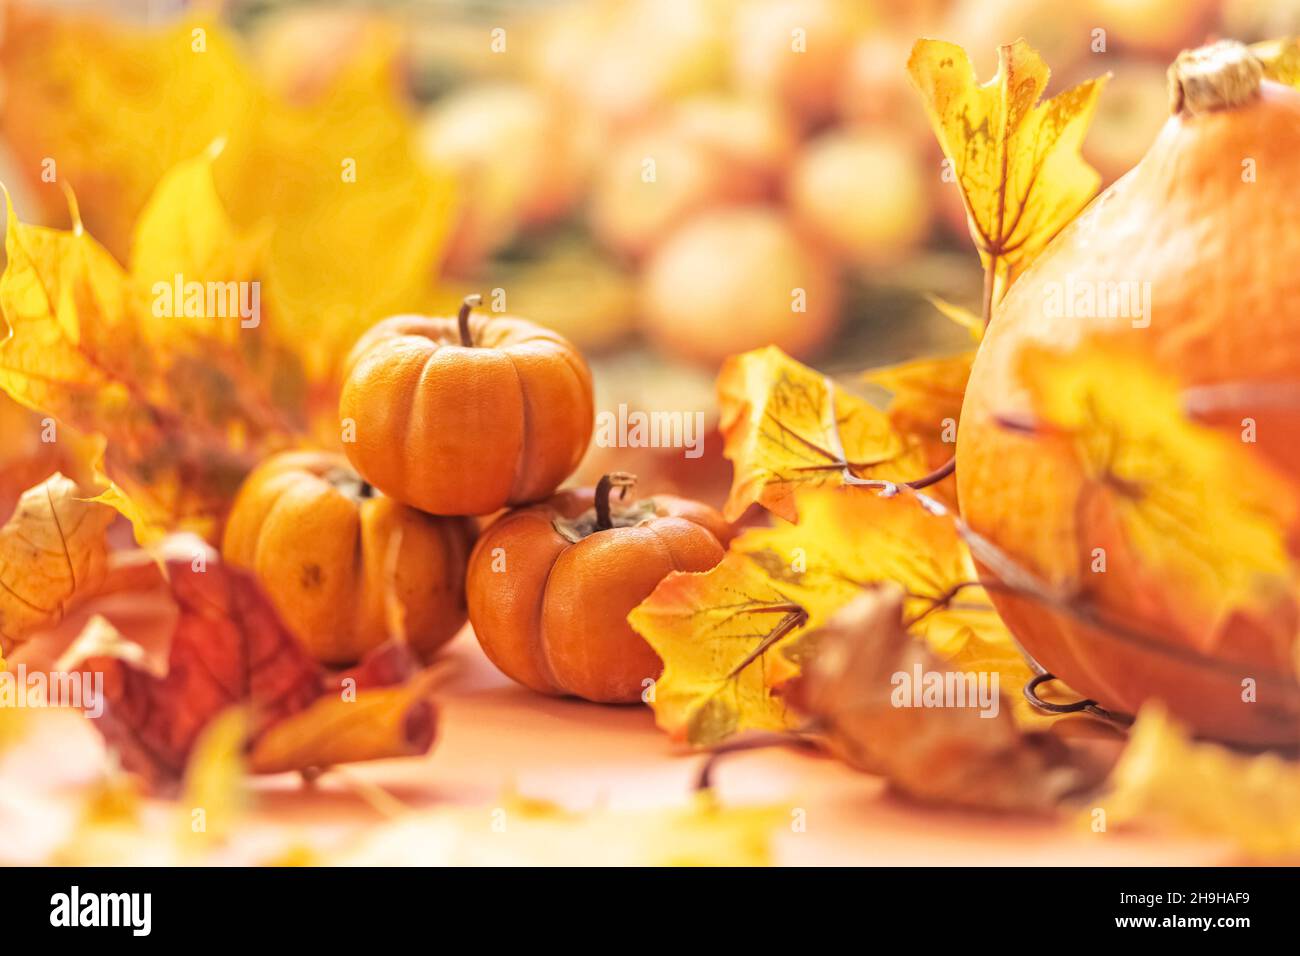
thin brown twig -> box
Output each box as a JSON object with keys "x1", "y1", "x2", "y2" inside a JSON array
[{"x1": 694, "y1": 729, "x2": 821, "y2": 791}]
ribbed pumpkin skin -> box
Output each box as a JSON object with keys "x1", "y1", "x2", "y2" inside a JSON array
[
  {"x1": 222, "y1": 451, "x2": 477, "y2": 665},
  {"x1": 339, "y1": 312, "x2": 594, "y2": 516},
  {"x1": 957, "y1": 81, "x2": 1300, "y2": 744},
  {"x1": 467, "y1": 488, "x2": 729, "y2": 703}
]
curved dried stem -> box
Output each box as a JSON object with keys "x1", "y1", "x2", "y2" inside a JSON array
[
  {"x1": 458, "y1": 293, "x2": 483, "y2": 348},
  {"x1": 594, "y1": 472, "x2": 637, "y2": 531}
]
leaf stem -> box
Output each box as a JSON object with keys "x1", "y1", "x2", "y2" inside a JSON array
[
  {"x1": 981, "y1": 254, "x2": 998, "y2": 328},
  {"x1": 904, "y1": 455, "x2": 956, "y2": 490},
  {"x1": 725, "y1": 604, "x2": 809, "y2": 680}
]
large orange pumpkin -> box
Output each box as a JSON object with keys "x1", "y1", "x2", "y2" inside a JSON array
[
  {"x1": 339, "y1": 296, "x2": 594, "y2": 516},
  {"x1": 223, "y1": 451, "x2": 477, "y2": 665},
  {"x1": 467, "y1": 474, "x2": 731, "y2": 703},
  {"x1": 957, "y1": 42, "x2": 1300, "y2": 744}
]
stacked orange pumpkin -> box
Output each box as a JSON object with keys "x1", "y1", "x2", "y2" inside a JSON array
[{"x1": 224, "y1": 296, "x2": 731, "y2": 702}]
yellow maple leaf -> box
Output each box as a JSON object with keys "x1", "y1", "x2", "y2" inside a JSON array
[
  {"x1": 1016, "y1": 342, "x2": 1300, "y2": 654},
  {"x1": 1098, "y1": 703, "x2": 1300, "y2": 860},
  {"x1": 215, "y1": 25, "x2": 455, "y2": 378},
  {"x1": 717, "y1": 345, "x2": 923, "y2": 523},
  {"x1": 631, "y1": 486, "x2": 1038, "y2": 746},
  {"x1": 1251, "y1": 37, "x2": 1300, "y2": 89},
  {"x1": 0, "y1": 11, "x2": 258, "y2": 259},
  {"x1": 130, "y1": 145, "x2": 310, "y2": 438},
  {"x1": 629, "y1": 550, "x2": 812, "y2": 745},
  {"x1": 0, "y1": 191, "x2": 282, "y2": 541},
  {"x1": 0, "y1": 473, "x2": 115, "y2": 648},
  {"x1": 737, "y1": 487, "x2": 1033, "y2": 693},
  {"x1": 130, "y1": 140, "x2": 267, "y2": 346},
  {"x1": 0, "y1": 10, "x2": 453, "y2": 381},
  {"x1": 863, "y1": 349, "x2": 974, "y2": 499},
  {"x1": 907, "y1": 39, "x2": 1108, "y2": 300}
]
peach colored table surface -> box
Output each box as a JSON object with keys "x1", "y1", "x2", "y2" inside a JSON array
[{"x1": 0, "y1": 628, "x2": 1235, "y2": 866}]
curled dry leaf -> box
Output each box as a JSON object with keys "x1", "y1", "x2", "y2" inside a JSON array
[
  {"x1": 907, "y1": 39, "x2": 1108, "y2": 301},
  {"x1": 38, "y1": 536, "x2": 439, "y2": 785},
  {"x1": 788, "y1": 584, "x2": 1105, "y2": 813},
  {"x1": 717, "y1": 345, "x2": 922, "y2": 523},
  {"x1": 0, "y1": 473, "x2": 115, "y2": 649},
  {"x1": 1097, "y1": 704, "x2": 1300, "y2": 860},
  {"x1": 249, "y1": 668, "x2": 439, "y2": 775}
]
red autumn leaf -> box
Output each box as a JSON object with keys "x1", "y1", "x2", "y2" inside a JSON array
[
  {"x1": 58, "y1": 542, "x2": 324, "y2": 781},
  {"x1": 31, "y1": 537, "x2": 439, "y2": 784}
]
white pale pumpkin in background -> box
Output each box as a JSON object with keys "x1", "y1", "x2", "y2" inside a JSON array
[
  {"x1": 529, "y1": 0, "x2": 726, "y2": 129},
  {"x1": 837, "y1": 32, "x2": 933, "y2": 143},
  {"x1": 942, "y1": 0, "x2": 1091, "y2": 78},
  {"x1": 418, "y1": 83, "x2": 590, "y2": 275},
  {"x1": 638, "y1": 205, "x2": 840, "y2": 367},
  {"x1": 731, "y1": 0, "x2": 872, "y2": 127},
  {"x1": 588, "y1": 95, "x2": 794, "y2": 261},
  {"x1": 787, "y1": 127, "x2": 931, "y2": 267},
  {"x1": 1088, "y1": 0, "x2": 1217, "y2": 56}
]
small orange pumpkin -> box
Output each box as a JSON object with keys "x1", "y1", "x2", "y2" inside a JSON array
[
  {"x1": 339, "y1": 295, "x2": 594, "y2": 516},
  {"x1": 467, "y1": 473, "x2": 731, "y2": 703},
  {"x1": 222, "y1": 451, "x2": 477, "y2": 665}
]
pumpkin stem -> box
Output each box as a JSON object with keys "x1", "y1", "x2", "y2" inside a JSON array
[
  {"x1": 1168, "y1": 40, "x2": 1263, "y2": 117},
  {"x1": 594, "y1": 472, "x2": 637, "y2": 532},
  {"x1": 458, "y1": 294, "x2": 483, "y2": 348}
]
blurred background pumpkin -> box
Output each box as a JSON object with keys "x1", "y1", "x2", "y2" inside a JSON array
[{"x1": 1, "y1": 0, "x2": 1295, "y2": 513}]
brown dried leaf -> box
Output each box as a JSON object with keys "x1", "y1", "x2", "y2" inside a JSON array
[
  {"x1": 42, "y1": 536, "x2": 441, "y2": 784},
  {"x1": 789, "y1": 584, "x2": 1105, "y2": 812}
]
